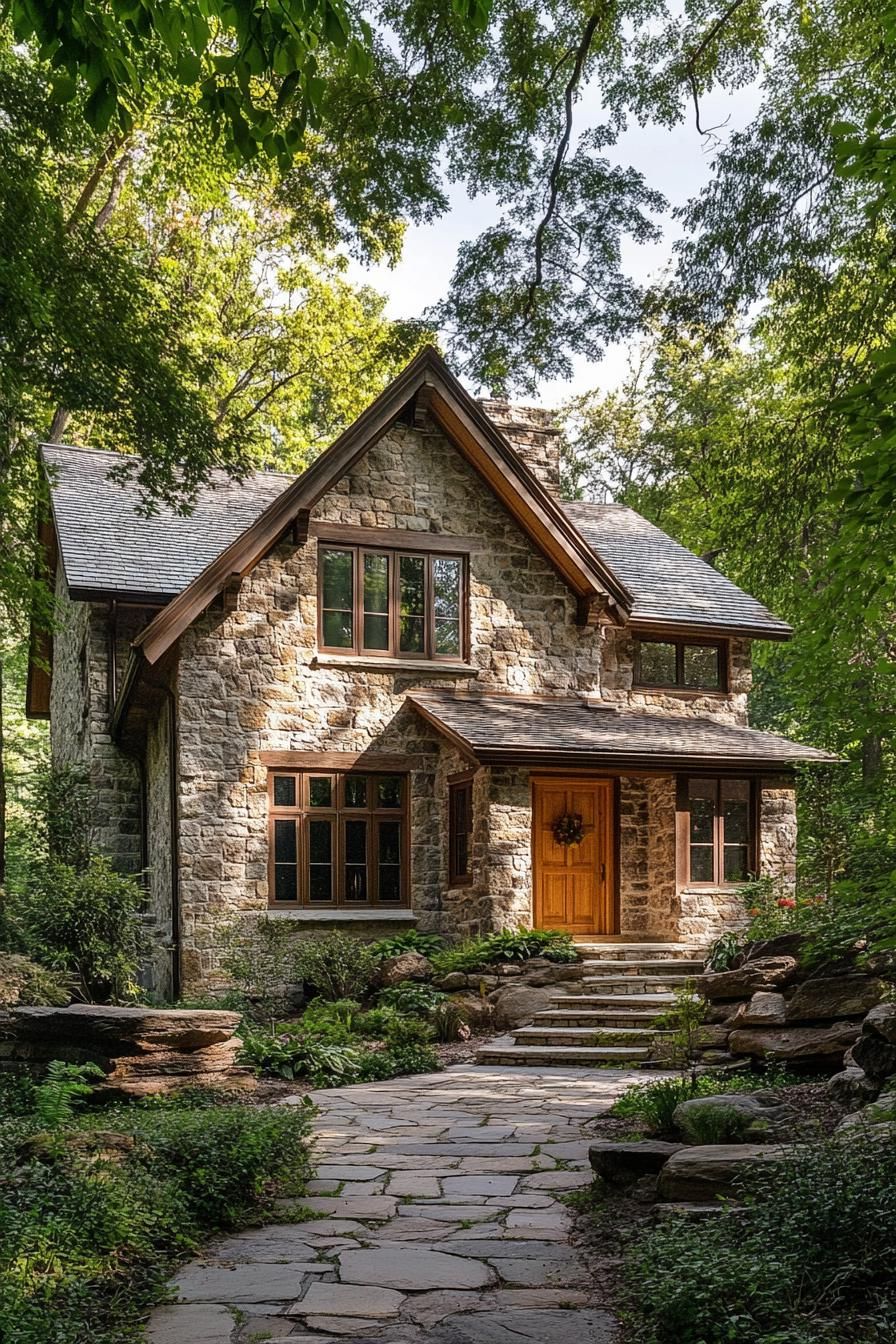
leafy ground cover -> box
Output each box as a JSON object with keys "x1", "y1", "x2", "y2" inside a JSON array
[{"x1": 0, "y1": 1071, "x2": 314, "y2": 1344}]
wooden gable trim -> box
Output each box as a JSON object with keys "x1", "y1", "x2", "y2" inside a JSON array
[{"x1": 134, "y1": 346, "x2": 633, "y2": 666}]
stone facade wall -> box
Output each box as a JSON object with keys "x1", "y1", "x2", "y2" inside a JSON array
[
  {"x1": 602, "y1": 628, "x2": 752, "y2": 723},
  {"x1": 618, "y1": 776, "x2": 678, "y2": 937},
  {"x1": 759, "y1": 776, "x2": 798, "y2": 890},
  {"x1": 49, "y1": 573, "x2": 142, "y2": 874},
  {"x1": 143, "y1": 698, "x2": 174, "y2": 996}
]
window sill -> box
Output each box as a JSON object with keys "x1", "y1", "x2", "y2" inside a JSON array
[
  {"x1": 266, "y1": 908, "x2": 418, "y2": 922},
  {"x1": 633, "y1": 686, "x2": 729, "y2": 699},
  {"x1": 311, "y1": 654, "x2": 479, "y2": 677}
]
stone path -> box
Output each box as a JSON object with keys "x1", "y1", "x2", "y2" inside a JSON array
[{"x1": 147, "y1": 1062, "x2": 646, "y2": 1344}]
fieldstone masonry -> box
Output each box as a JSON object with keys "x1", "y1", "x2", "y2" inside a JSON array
[{"x1": 48, "y1": 406, "x2": 799, "y2": 995}]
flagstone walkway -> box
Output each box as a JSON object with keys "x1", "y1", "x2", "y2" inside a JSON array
[{"x1": 147, "y1": 1063, "x2": 648, "y2": 1344}]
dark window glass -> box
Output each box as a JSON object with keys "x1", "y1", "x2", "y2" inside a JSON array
[
  {"x1": 449, "y1": 780, "x2": 473, "y2": 883},
  {"x1": 308, "y1": 818, "x2": 333, "y2": 901},
  {"x1": 321, "y1": 549, "x2": 354, "y2": 648},
  {"x1": 691, "y1": 846, "x2": 715, "y2": 883},
  {"x1": 273, "y1": 775, "x2": 296, "y2": 807},
  {"x1": 723, "y1": 796, "x2": 750, "y2": 845},
  {"x1": 639, "y1": 641, "x2": 677, "y2": 685},
  {"x1": 684, "y1": 644, "x2": 721, "y2": 689},
  {"x1": 274, "y1": 818, "x2": 296, "y2": 864},
  {"x1": 724, "y1": 845, "x2": 750, "y2": 882},
  {"x1": 378, "y1": 820, "x2": 401, "y2": 901},
  {"x1": 377, "y1": 776, "x2": 402, "y2": 808},
  {"x1": 399, "y1": 555, "x2": 425, "y2": 653},
  {"x1": 433, "y1": 557, "x2": 461, "y2": 656},
  {"x1": 684, "y1": 778, "x2": 753, "y2": 885},
  {"x1": 689, "y1": 797, "x2": 714, "y2": 845},
  {"x1": 273, "y1": 819, "x2": 297, "y2": 902},
  {"x1": 363, "y1": 553, "x2": 390, "y2": 651},
  {"x1": 309, "y1": 777, "x2": 332, "y2": 808},
  {"x1": 344, "y1": 776, "x2": 367, "y2": 808},
  {"x1": 345, "y1": 819, "x2": 368, "y2": 902}
]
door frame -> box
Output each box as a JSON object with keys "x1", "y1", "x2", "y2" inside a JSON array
[{"x1": 531, "y1": 773, "x2": 620, "y2": 936}]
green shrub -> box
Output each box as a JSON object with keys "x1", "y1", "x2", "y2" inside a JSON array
[
  {"x1": 31, "y1": 762, "x2": 92, "y2": 871},
  {"x1": 238, "y1": 1018, "x2": 440, "y2": 1086},
  {"x1": 300, "y1": 997, "x2": 365, "y2": 1043},
  {"x1": 430, "y1": 927, "x2": 578, "y2": 975},
  {"x1": 624, "y1": 1132, "x2": 896, "y2": 1343},
  {"x1": 610, "y1": 1067, "x2": 806, "y2": 1134},
  {"x1": 293, "y1": 931, "x2": 379, "y2": 1001},
  {"x1": 8, "y1": 855, "x2": 145, "y2": 1002},
  {"x1": 0, "y1": 1092, "x2": 313, "y2": 1344},
  {"x1": 369, "y1": 930, "x2": 445, "y2": 960},
  {"x1": 33, "y1": 1061, "x2": 104, "y2": 1127},
  {"x1": 674, "y1": 1099, "x2": 754, "y2": 1145},
  {"x1": 0, "y1": 952, "x2": 70, "y2": 1007},
  {"x1": 384, "y1": 1014, "x2": 435, "y2": 1047},
  {"x1": 356, "y1": 1041, "x2": 440, "y2": 1081},
  {"x1": 377, "y1": 981, "x2": 447, "y2": 1014},
  {"x1": 220, "y1": 913, "x2": 300, "y2": 1021},
  {"x1": 430, "y1": 998, "x2": 471, "y2": 1041},
  {"x1": 704, "y1": 930, "x2": 744, "y2": 971}
]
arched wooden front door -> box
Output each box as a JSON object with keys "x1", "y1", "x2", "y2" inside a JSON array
[{"x1": 532, "y1": 778, "x2": 616, "y2": 936}]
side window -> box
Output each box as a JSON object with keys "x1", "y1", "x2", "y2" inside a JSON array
[
  {"x1": 678, "y1": 777, "x2": 755, "y2": 886},
  {"x1": 448, "y1": 775, "x2": 474, "y2": 886}
]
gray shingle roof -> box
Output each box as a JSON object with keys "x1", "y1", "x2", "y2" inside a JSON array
[
  {"x1": 43, "y1": 443, "x2": 790, "y2": 642},
  {"x1": 43, "y1": 444, "x2": 293, "y2": 599},
  {"x1": 409, "y1": 691, "x2": 834, "y2": 766},
  {"x1": 562, "y1": 501, "x2": 791, "y2": 638}
]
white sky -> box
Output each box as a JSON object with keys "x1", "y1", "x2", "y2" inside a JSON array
[{"x1": 347, "y1": 76, "x2": 762, "y2": 407}]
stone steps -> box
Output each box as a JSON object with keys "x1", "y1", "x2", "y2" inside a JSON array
[
  {"x1": 513, "y1": 1025, "x2": 674, "y2": 1046},
  {"x1": 578, "y1": 958, "x2": 704, "y2": 975},
  {"x1": 476, "y1": 940, "x2": 707, "y2": 1070},
  {"x1": 474, "y1": 1042, "x2": 652, "y2": 1066},
  {"x1": 578, "y1": 975, "x2": 696, "y2": 994}
]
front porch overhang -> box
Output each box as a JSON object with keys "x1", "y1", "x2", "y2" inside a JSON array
[{"x1": 408, "y1": 690, "x2": 839, "y2": 773}]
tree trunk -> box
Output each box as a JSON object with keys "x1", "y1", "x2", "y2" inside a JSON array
[{"x1": 862, "y1": 733, "x2": 883, "y2": 786}]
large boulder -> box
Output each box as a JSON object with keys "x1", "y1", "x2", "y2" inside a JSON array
[
  {"x1": 657, "y1": 1144, "x2": 796, "y2": 1203},
  {"x1": 522, "y1": 963, "x2": 584, "y2": 987},
  {"x1": 489, "y1": 984, "x2": 560, "y2": 1030},
  {"x1": 784, "y1": 975, "x2": 886, "y2": 1023},
  {"x1": 447, "y1": 992, "x2": 496, "y2": 1032},
  {"x1": 729, "y1": 992, "x2": 787, "y2": 1028},
  {"x1": 827, "y1": 1066, "x2": 880, "y2": 1107},
  {"x1": 589, "y1": 1140, "x2": 684, "y2": 1185},
  {"x1": 672, "y1": 1092, "x2": 792, "y2": 1144},
  {"x1": 696, "y1": 957, "x2": 798, "y2": 1001},
  {"x1": 852, "y1": 1004, "x2": 896, "y2": 1083},
  {"x1": 739, "y1": 933, "x2": 805, "y2": 964},
  {"x1": 376, "y1": 952, "x2": 434, "y2": 987},
  {"x1": 834, "y1": 1083, "x2": 896, "y2": 1132},
  {"x1": 728, "y1": 1020, "x2": 861, "y2": 1063},
  {"x1": 5, "y1": 1004, "x2": 253, "y2": 1097}
]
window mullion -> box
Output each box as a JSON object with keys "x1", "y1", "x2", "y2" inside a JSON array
[{"x1": 714, "y1": 780, "x2": 723, "y2": 886}]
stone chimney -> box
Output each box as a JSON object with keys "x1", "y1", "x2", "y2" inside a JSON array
[{"x1": 478, "y1": 399, "x2": 562, "y2": 494}]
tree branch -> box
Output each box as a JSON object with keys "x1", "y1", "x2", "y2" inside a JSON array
[{"x1": 523, "y1": 9, "x2": 603, "y2": 322}]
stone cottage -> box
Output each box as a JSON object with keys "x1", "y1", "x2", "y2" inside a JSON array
[{"x1": 27, "y1": 347, "x2": 832, "y2": 997}]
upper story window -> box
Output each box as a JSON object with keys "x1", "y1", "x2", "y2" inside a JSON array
[
  {"x1": 319, "y1": 545, "x2": 466, "y2": 660},
  {"x1": 634, "y1": 637, "x2": 727, "y2": 691}
]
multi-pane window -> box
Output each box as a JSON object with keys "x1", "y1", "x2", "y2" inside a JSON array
[
  {"x1": 318, "y1": 545, "x2": 465, "y2": 660},
  {"x1": 682, "y1": 778, "x2": 754, "y2": 886},
  {"x1": 269, "y1": 771, "x2": 408, "y2": 907},
  {"x1": 448, "y1": 775, "x2": 474, "y2": 887},
  {"x1": 635, "y1": 637, "x2": 726, "y2": 691}
]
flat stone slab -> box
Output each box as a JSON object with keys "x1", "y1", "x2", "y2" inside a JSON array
[
  {"x1": 145, "y1": 1304, "x2": 235, "y2": 1343},
  {"x1": 295, "y1": 1283, "x2": 406, "y2": 1318},
  {"x1": 442, "y1": 1175, "x2": 519, "y2": 1197},
  {"x1": 316, "y1": 1164, "x2": 387, "y2": 1181},
  {"x1": 396, "y1": 1203, "x2": 498, "y2": 1222},
  {"x1": 296, "y1": 1195, "x2": 398, "y2": 1219},
  {"x1": 429, "y1": 1307, "x2": 619, "y2": 1343},
  {"x1": 174, "y1": 1262, "x2": 313, "y2": 1302},
  {"x1": 338, "y1": 1247, "x2": 495, "y2": 1290}
]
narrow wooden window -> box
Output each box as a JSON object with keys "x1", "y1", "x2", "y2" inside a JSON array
[
  {"x1": 268, "y1": 770, "x2": 409, "y2": 908},
  {"x1": 677, "y1": 777, "x2": 756, "y2": 886},
  {"x1": 448, "y1": 775, "x2": 474, "y2": 886},
  {"x1": 317, "y1": 543, "x2": 466, "y2": 660},
  {"x1": 635, "y1": 638, "x2": 726, "y2": 691}
]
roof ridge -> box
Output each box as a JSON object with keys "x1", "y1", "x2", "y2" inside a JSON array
[{"x1": 41, "y1": 440, "x2": 299, "y2": 483}]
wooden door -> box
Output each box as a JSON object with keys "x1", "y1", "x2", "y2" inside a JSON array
[{"x1": 532, "y1": 778, "x2": 615, "y2": 936}]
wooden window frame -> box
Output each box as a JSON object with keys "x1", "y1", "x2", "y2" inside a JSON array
[
  {"x1": 634, "y1": 636, "x2": 728, "y2": 692},
  {"x1": 317, "y1": 543, "x2": 468, "y2": 662},
  {"x1": 268, "y1": 769, "x2": 410, "y2": 909},
  {"x1": 448, "y1": 771, "x2": 475, "y2": 887},
  {"x1": 675, "y1": 775, "x2": 758, "y2": 889}
]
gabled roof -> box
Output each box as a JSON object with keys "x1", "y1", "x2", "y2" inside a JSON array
[
  {"x1": 562, "y1": 502, "x2": 791, "y2": 640},
  {"x1": 42, "y1": 443, "x2": 293, "y2": 601},
  {"x1": 408, "y1": 690, "x2": 836, "y2": 769},
  {"x1": 130, "y1": 346, "x2": 631, "y2": 664}
]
